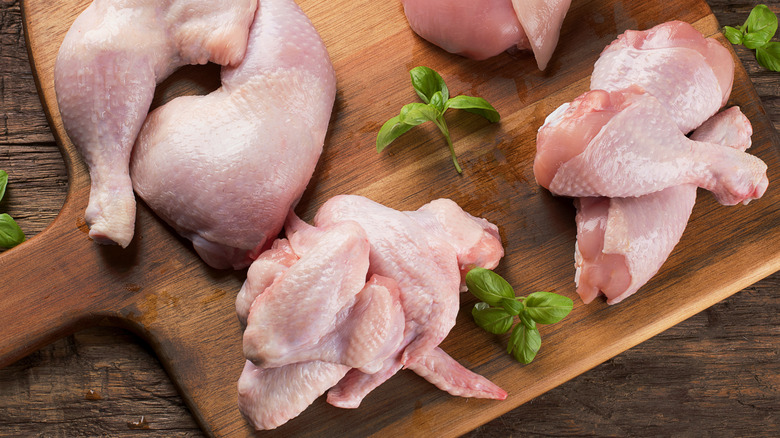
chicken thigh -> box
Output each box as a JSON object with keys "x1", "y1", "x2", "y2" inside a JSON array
[
  {"x1": 401, "y1": 0, "x2": 570, "y2": 70},
  {"x1": 130, "y1": 0, "x2": 337, "y2": 269},
  {"x1": 54, "y1": 0, "x2": 257, "y2": 247},
  {"x1": 574, "y1": 107, "x2": 754, "y2": 304}
]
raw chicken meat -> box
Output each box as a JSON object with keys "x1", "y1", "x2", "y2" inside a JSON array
[
  {"x1": 54, "y1": 0, "x2": 258, "y2": 247},
  {"x1": 242, "y1": 220, "x2": 405, "y2": 373},
  {"x1": 535, "y1": 20, "x2": 768, "y2": 305},
  {"x1": 314, "y1": 195, "x2": 504, "y2": 367},
  {"x1": 535, "y1": 87, "x2": 767, "y2": 205},
  {"x1": 401, "y1": 0, "x2": 570, "y2": 70},
  {"x1": 238, "y1": 360, "x2": 350, "y2": 431},
  {"x1": 314, "y1": 195, "x2": 507, "y2": 407},
  {"x1": 574, "y1": 107, "x2": 754, "y2": 304},
  {"x1": 130, "y1": 0, "x2": 337, "y2": 269},
  {"x1": 591, "y1": 21, "x2": 734, "y2": 133},
  {"x1": 238, "y1": 220, "x2": 406, "y2": 430},
  {"x1": 237, "y1": 196, "x2": 506, "y2": 429}
]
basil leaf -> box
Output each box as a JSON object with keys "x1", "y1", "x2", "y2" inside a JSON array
[
  {"x1": 398, "y1": 102, "x2": 439, "y2": 125},
  {"x1": 472, "y1": 302, "x2": 514, "y2": 334},
  {"x1": 376, "y1": 115, "x2": 415, "y2": 152},
  {"x1": 743, "y1": 4, "x2": 778, "y2": 49},
  {"x1": 0, "y1": 213, "x2": 25, "y2": 248},
  {"x1": 723, "y1": 26, "x2": 744, "y2": 45},
  {"x1": 500, "y1": 297, "x2": 524, "y2": 316},
  {"x1": 524, "y1": 291, "x2": 574, "y2": 324},
  {"x1": 410, "y1": 66, "x2": 449, "y2": 104},
  {"x1": 444, "y1": 95, "x2": 501, "y2": 123},
  {"x1": 429, "y1": 91, "x2": 446, "y2": 112},
  {"x1": 519, "y1": 310, "x2": 537, "y2": 330},
  {"x1": 0, "y1": 170, "x2": 7, "y2": 202},
  {"x1": 509, "y1": 324, "x2": 541, "y2": 364},
  {"x1": 756, "y1": 42, "x2": 780, "y2": 72},
  {"x1": 465, "y1": 267, "x2": 516, "y2": 306}
]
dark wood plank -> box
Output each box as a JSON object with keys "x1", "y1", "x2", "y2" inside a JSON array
[{"x1": 0, "y1": 0, "x2": 777, "y2": 436}]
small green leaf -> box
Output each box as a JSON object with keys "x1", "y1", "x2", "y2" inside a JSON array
[
  {"x1": 0, "y1": 213, "x2": 25, "y2": 248},
  {"x1": 499, "y1": 297, "x2": 524, "y2": 316},
  {"x1": 429, "y1": 91, "x2": 446, "y2": 112},
  {"x1": 410, "y1": 66, "x2": 449, "y2": 104},
  {"x1": 723, "y1": 26, "x2": 744, "y2": 45},
  {"x1": 472, "y1": 302, "x2": 514, "y2": 334},
  {"x1": 465, "y1": 267, "x2": 516, "y2": 306},
  {"x1": 376, "y1": 115, "x2": 415, "y2": 152},
  {"x1": 519, "y1": 310, "x2": 537, "y2": 330},
  {"x1": 743, "y1": 4, "x2": 778, "y2": 49},
  {"x1": 524, "y1": 291, "x2": 574, "y2": 324},
  {"x1": 0, "y1": 170, "x2": 8, "y2": 202},
  {"x1": 756, "y1": 42, "x2": 780, "y2": 72},
  {"x1": 398, "y1": 102, "x2": 440, "y2": 125},
  {"x1": 508, "y1": 324, "x2": 542, "y2": 364},
  {"x1": 445, "y1": 95, "x2": 501, "y2": 123}
]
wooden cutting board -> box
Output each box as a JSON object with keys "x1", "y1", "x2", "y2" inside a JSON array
[{"x1": 5, "y1": 0, "x2": 779, "y2": 436}]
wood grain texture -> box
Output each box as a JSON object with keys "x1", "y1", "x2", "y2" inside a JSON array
[{"x1": 0, "y1": 0, "x2": 778, "y2": 436}]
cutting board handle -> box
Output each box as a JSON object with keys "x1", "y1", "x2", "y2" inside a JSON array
[{"x1": 0, "y1": 194, "x2": 110, "y2": 367}]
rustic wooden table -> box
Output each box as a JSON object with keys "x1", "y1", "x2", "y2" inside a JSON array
[{"x1": 0, "y1": 0, "x2": 777, "y2": 436}]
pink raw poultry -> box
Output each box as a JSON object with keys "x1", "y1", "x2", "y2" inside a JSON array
[
  {"x1": 574, "y1": 107, "x2": 755, "y2": 304},
  {"x1": 535, "y1": 87, "x2": 767, "y2": 205},
  {"x1": 591, "y1": 21, "x2": 734, "y2": 133},
  {"x1": 237, "y1": 196, "x2": 507, "y2": 429},
  {"x1": 54, "y1": 0, "x2": 258, "y2": 247},
  {"x1": 130, "y1": 0, "x2": 337, "y2": 269},
  {"x1": 313, "y1": 195, "x2": 506, "y2": 408},
  {"x1": 238, "y1": 221, "x2": 406, "y2": 430},
  {"x1": 535, "y1": 21, "x2": 768, "y2": 305},
  {"x1": 401, "y1": 0, "x2": 571, "y2": 70}
]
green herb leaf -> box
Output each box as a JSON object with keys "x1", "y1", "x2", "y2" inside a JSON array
[
  {"x1": 376, "y1": 66, "x2": 499, "y2": 173},
  {"x1": 756, "y1": 41, "x2": 780, "y2": 72},
  {"x1": 0, "y1": 170, "x2": 7, "y2": 202},
  {"x1": 0, "y1": 213, "x2": 25, "y2": 248},
  {"x1": 445, "y1": 95, "x2": 501, "y2": 123},
  {"x1": 429, "y1": 91, "x2": 446, "y2": 112},
  {"x1": 410, "y1": 66, "x2": 449, "y2": 104},
  {"x1": 465, "y1": 267, "x2": 516, "y2": 306},
  {"x1": 376, "y1": 115, "x2": 415, "y2": 152},
  {"x1": 519, "y1": 310, "x2": 537, "y2": 330},
  {"x1": 524, "y1": 291, "x2": 574, "y2": 324},
  {"x1": 723, "y1": 25, "x2": 744, "y2": 45},
  {"x1": 508, "y1": 324, "x2": 542, "y2": 364},
  {"x1": 500, "y1": 297, "x2": 524, "y2": 316},
  {"x1": 743, "y1": 4, "x2": 778, "y2": 49},
  {"x1": 398, "y1": 102, "x2": 440, "y2": 125},
  {"x1": 472, "y1": 302, "x2": 514, "y2": 334}
]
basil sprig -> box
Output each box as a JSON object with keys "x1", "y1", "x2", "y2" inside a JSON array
[
  {"x1": 0, "y1": 170, "x2": 25, "y2": 249},
  {"x1": 376, "y1": 66, "x2": 500, "y2": 173},
  {"x1": 724, "y1": 4, "x2": 780, "y2": 72},
  {"x1": 466, "y1": 267, "x2": 573, "y2": 364}
]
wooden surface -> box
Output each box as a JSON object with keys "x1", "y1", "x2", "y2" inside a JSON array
[{"x1": 0, "y1": 0, "x2": 778, "y2": 436}]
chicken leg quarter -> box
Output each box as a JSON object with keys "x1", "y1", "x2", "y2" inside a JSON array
[
  {"x1": 54, "y1": 0, "x2": 258, "y2": 247},
  {"x1": 130, "y1": 0, "x2": 337, "y2": 269}
]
